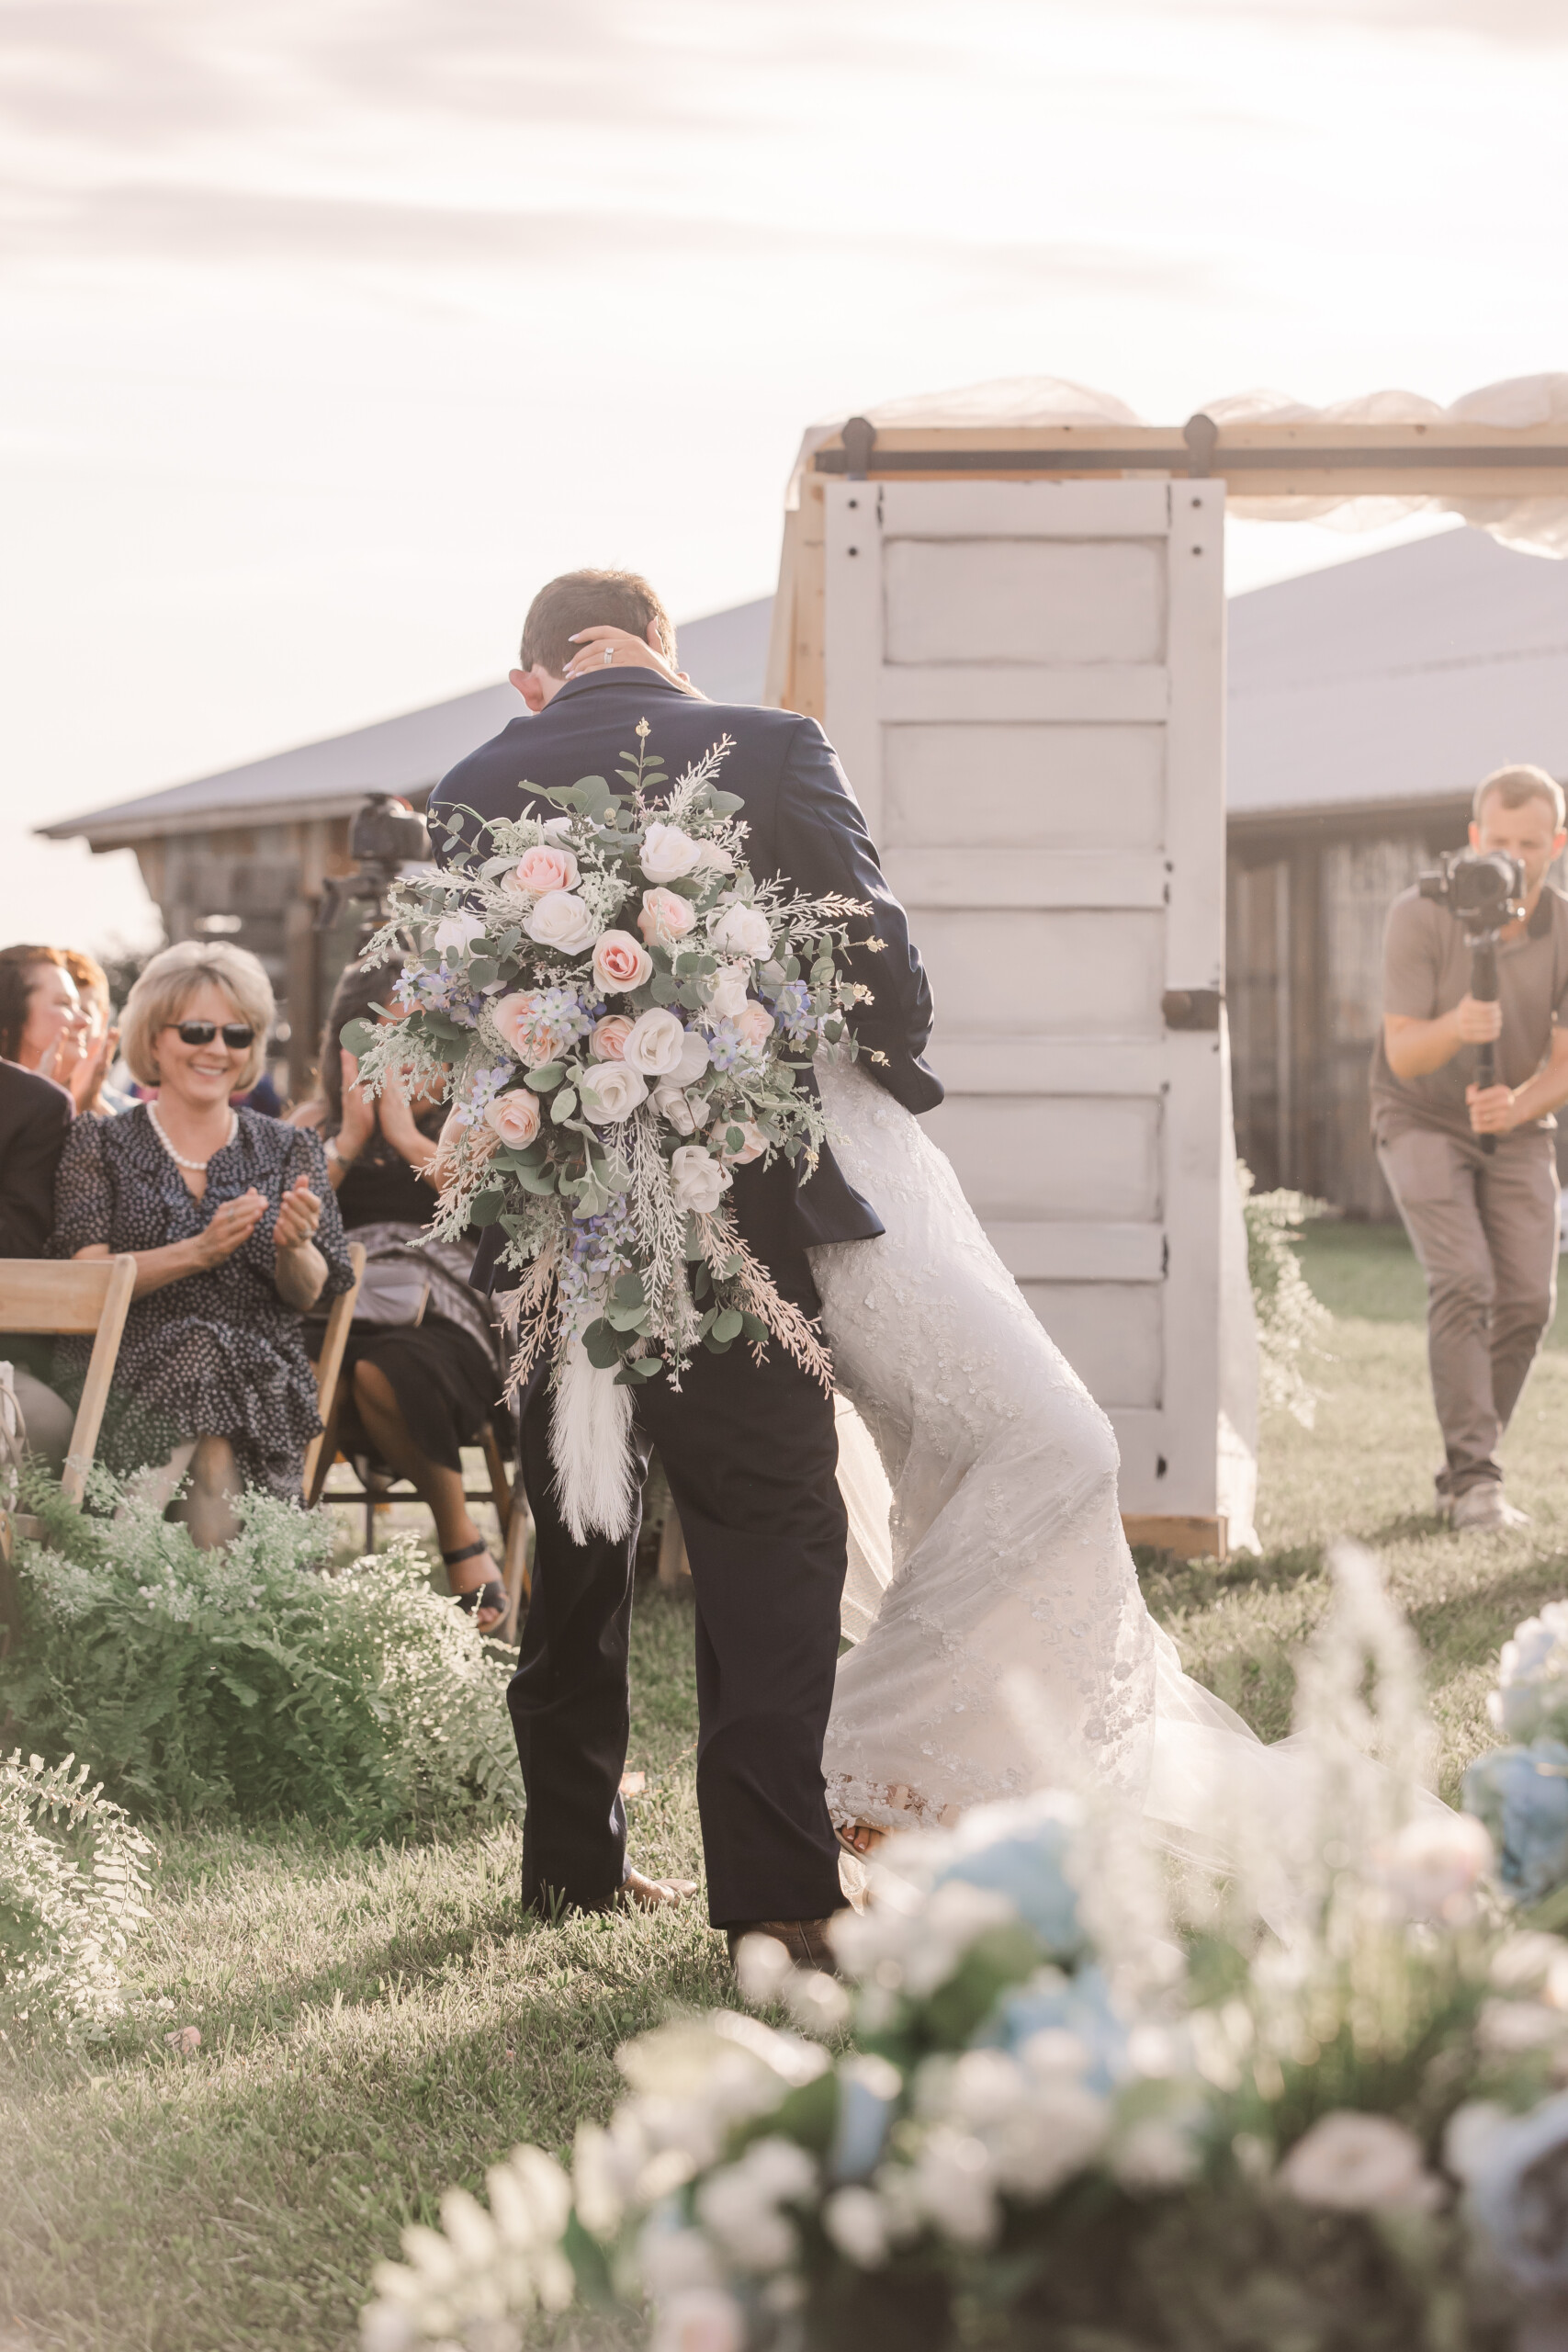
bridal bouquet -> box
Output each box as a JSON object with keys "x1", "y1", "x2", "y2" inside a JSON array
[
  {"x1": 363, "y1": 1555, "x2": 1568, "y2": 2352},
  {"x1": 351, "y1": 726, "x2": 872, "y2": 1539}
]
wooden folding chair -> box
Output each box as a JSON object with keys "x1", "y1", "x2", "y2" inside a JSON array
[
  {"x1": 0, "y1": 1256, "x2": 137, "y2": 1507},
  {"x1": 302, "y1": 1242, "x2": 367, "y2": 1501}
]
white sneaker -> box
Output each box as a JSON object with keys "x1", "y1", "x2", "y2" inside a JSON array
[{"x1": 1450, "y1": 1485, "x2": 1530, "y2": 1532}]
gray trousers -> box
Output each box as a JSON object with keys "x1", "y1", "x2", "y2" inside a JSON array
[{"x1": 1377, "y1": 1123, "x2": 1560, "y2": 1496}]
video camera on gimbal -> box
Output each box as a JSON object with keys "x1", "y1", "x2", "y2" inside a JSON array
[{"x1": 1416, "y1": 849, "x2": 1528, "y2": 1155}]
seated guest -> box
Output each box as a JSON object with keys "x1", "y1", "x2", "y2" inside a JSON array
[
  {"x1": 61, "y1": 947, "x2": 133, "y2": 1116},
  {"x1": 0, "y1": 944, "x2": 90, "y2": 1097},
  {"x1": 289, "y1": 957, "x2": 509, "y2": 1628},
  {"x1": 0, "y1": 1046, "x2": 75, "y2": 1473},
  {"x1": 51, "y1": 941, "x2": 355, "y2": 1545}
]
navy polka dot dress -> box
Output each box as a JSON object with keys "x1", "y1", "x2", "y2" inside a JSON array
[{"x1": 51, "y1": 1105, "x2": 355, "y2": 1498}]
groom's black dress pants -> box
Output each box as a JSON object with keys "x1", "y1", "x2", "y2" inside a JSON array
[{"x1": 509, "y1": 1178, "x2": 849, "y2": 1930}]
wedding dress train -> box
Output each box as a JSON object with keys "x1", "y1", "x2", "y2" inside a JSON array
[{"x1": 809, "y1": 1055, "x2": 1311, "y2": 1868}]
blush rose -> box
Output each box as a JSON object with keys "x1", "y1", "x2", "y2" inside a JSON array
[
  {"x1": 592, "y1": 931, "x2": 655, "y2": 993},
  {"x1": 482, "y1": 1090, "x2": 542, "y2": 1148},
  {"x1": 638, "y1": 888, "x2": 697, "y2": 948},
  {"x1": 503, "y1": 843, "x2": 581, "y2": 898},
  {"x1": 590, "y1": 1014, "x2": 635, "y2": 1062},
  {"x1": 734, "y1": 1001, "x2": 775, "y2": 1056}
]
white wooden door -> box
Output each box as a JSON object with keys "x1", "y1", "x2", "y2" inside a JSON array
[{"x1": 823, "y1": 478, "x2": 1227, "y2": 1527}]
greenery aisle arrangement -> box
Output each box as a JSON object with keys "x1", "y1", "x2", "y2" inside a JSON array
[
  {"x1": 1, "y1": 1476, "x2": 522, "y2": 1840},
  {"x1": 350, "y1": 725, "x2": 870, "y2": 1543},
  {"x1": 363, "y1": 1553, "x2": 1568, "y2": 2352},
  {"x1": 0, "y1": 1748, "x2": 152, "y2": 2038}
]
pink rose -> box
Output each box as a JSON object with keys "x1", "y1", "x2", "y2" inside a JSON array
[
  {"x1": 502, "y1": 843, "x2": 581, "y2": 898},
  {"x1": 590, "y1": 1014, "x2": 635, "y2": 1062},
  {"x1": 592, "y1": 930, "x2": 654, "y2": 994},
  {"x1": 492, "y1": 990, "x2": 563, "y2": 1064},
  {"x1": 637, "y1": 888, "x2": 697, "y2": 948},
  {"x1": 720, "y1": 1118, "x2": 767, "y2": 1167},
  {"x1": 482, "y1": 1089, "x2": 542, "y2": 1148},
  {"x1": 734, "y1": 1001, "x2": 775, "y2": 1056}
]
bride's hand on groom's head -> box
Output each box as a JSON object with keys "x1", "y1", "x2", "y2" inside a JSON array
[{"x1": 562, "y1": 625, "x2": 706, "y2": 698}]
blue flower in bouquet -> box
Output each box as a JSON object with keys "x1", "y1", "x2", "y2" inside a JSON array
[
  {"x1": 930, "y1": 1792, "x2": 1089, "y2": 1965},
  {"x1": 1462, "y1": 1740, "x2": 1568, "y2": 1903},
  {"x1": 973, "y1": 1962, "x2": 1129, "y2": 2094},
  {"x1": 1450, "y1": 2091, "x2": 1568, "y2": 2295}
]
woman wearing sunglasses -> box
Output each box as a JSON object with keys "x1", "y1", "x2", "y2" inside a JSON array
[{"x1": 50, "y1": 940, "x2": 355, "y2": 1544}]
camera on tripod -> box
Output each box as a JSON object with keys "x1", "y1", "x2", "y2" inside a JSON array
[
  {"x1": 1417, "y1": 848, "x2": 1526, "y2": 936},
  {"x1": 1416, "y1": 849, "x2": 1528, "y2": 1155}
]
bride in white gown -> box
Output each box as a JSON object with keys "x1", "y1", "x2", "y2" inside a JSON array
[{"x1": 811, "y1": 1051, "x2": 1306, "y2": 1870}]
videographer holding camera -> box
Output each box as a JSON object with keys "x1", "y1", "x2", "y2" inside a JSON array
[{"x1": 1374, "y1": 763, "x2": 1568, "y2": 1531}]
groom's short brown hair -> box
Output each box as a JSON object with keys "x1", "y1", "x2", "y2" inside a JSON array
[{"x1": 520, "y1": 569, "x2": 675, "y2": 677}]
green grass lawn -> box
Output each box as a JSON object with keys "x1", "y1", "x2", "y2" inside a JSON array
[{"x1": 6, "y1": 1221, "x2": 1568, "y2": 2352}]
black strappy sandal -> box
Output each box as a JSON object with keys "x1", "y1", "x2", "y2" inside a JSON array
[{"x1": 444, "y1": 1538, "x2": 507, "y2": 1627}]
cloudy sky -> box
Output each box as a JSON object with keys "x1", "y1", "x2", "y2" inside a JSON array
[{"x1": 5, "y1": 0, "x2": 1568, "y2": 947}]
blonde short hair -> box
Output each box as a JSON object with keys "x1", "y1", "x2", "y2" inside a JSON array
[
  {"x1": 121, "y1": 941, "x2": 274, "y2": 1091},
  {"x1": 1473, "y1": 763, "x2": 1567, "y2": 830}
]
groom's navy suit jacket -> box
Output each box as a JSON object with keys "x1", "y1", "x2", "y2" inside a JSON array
[{"x1": 430, "y1": 670, "x2": 943, "y2": 1286}]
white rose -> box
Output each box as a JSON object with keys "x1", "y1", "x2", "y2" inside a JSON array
[
  {"x1": 692, "y1": 840, "x2": 736, "y2": 876},
  {"x1": 433, "y1": 908, "x2": 485, "y2": 956},
  {"x1": 524, "y1": 889, "x2": 600, "y2": 956},
  {"x1": 675, "y1": 1029, "x2": 711, "y2": 1084},
  {"x1": 578, "y1": 1062, "x2": 649, "y2": 1125},
  {"x1": 670, "y1": 1145, "x2": 730, "y2": 1215},
  {"x1": 1278, "y1": 2112, "x2": 1441, "y2": 2212},
  {"x1": 640, "y1": 821, "x2": 704, "y2": 884},
  {"x1": 622, "y1": 1008, "x2": 689, "y2": 1079},
  {"x1": 1371, "y1": 1812, "x2": 1495, "y2": 1921},
  {"x1": 706, "y1": 963, "x2": 750, "y2": 1020},
  {"x1": 652, "y1": 1081, "x2": 699, "y2": 1136},
  {"x1": 707, "y1": 901, "x2": 773, "y2": 960}
]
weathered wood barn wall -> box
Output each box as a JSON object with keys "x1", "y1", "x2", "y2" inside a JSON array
[
  {"x1": 1224, "y1": 525, "x2": 1568, "y2": 1217},
  {"x1": 40, "y1": 604, "x2": 774, "y2": 1102}
]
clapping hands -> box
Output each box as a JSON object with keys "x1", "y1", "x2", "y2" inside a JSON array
[{"x1": 273, "y1": 1174, "x2": 322, "y2": 1253}]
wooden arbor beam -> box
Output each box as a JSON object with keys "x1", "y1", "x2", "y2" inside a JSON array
[{"x1": 811, "y1": 411, "x2": 1568, "y2": 498}]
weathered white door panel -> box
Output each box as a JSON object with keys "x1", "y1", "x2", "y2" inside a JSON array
[{"x1": 823, "y1": 476, "x2": 1226, "y2": 1524}]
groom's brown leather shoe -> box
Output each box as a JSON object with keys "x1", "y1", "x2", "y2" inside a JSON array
[{"x1": 727, "y1": 1917, "x2": 840, "y2": 1974}]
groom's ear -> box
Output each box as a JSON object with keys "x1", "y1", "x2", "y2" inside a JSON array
[{"x1": 510, "y1": 664, "x2": 549, "y2": 714}]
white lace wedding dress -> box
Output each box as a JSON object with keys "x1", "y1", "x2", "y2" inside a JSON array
[{"x1": 809, "y1": 1056, "x2": 1305, "y2": 1866}]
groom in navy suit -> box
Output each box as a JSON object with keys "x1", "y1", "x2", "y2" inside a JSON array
[{"x1": 431, "y1": 569, "x2": 941, "y2": 1962}]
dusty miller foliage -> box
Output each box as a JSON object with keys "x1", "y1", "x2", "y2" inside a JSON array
[
  {"x1": 0, "y1": 1748, "x2": 152, "y2": 2039},
  {"x1": 1, "y1": 1472, "x2": 522, "y2": 1840},
  {"x1": 1240, "y1": 1163, "x2": 1331, "y2": 1428}
]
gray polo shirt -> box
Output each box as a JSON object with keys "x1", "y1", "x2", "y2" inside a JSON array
[{"x1": 1370, "y1": 882, "x2": 1568, "y2": 1146}]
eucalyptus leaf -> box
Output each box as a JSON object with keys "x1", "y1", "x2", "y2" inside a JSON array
[
  {"x1": 551, "y1": 1090, "x2": 578, "y2": 1124},
  {"x1": 711, "y1": 1307, "x2": 743, "y2": 1344},
  {"x1": 525, "y1": 1063, "x2": 565, "y2": 1091},
  {"x1": 340, "y1": 1018, "x2": 378, "y2": 1058},
  {"x1": 468, "y1": 1191, "x2": 503, "y2": 1227},
  {"x1": 582, "y1": 1320, "x2": 624, "y2": 1371}
]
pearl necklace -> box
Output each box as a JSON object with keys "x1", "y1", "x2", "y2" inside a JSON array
[{"x1": 147, "y1": 1099, "x2": 236, "y2": 1171}]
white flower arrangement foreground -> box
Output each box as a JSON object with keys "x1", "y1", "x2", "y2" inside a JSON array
[
  {"x1": 350, "y1": 728, "x2": 871, "y2": 1542},
  {"x1": 363, "y1": 1551, "x2": 1568, "y2": 2352}
]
